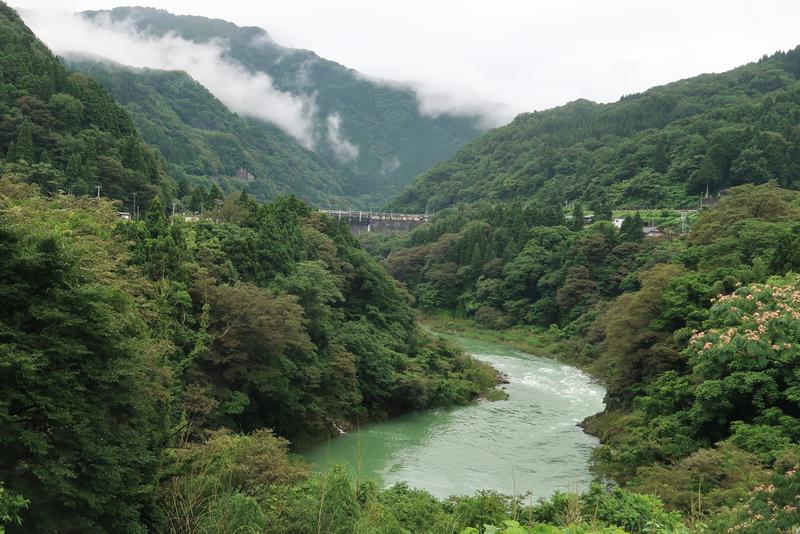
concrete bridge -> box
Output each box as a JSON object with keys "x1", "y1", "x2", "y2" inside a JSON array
[{"x1": 319, "y1": 209, "x2": 431, "y2": 235}]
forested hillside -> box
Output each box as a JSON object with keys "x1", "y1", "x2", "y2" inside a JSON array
[
  {"x1": 0, "y1": 6, "x2": 506, "y2": 532},
  {"x1": 71, "y1": 60, "x2": 353, "y2": 206},
  {"x1": 392, "y1": 48, "x2": 800, "y2": 211},
  {"x1": 0, "y1": 3, "x2": 171, "y2": 208},
  {"x1": 80, "y1": 6, "x2": 485, "y2": 205},
  {"x1": 0, "y1": 176, "x2": 503, "y2": 532},
  {"x1": 3, "y1": 1, "x2": 800, "y2": 532},
  {"x1": 375, "y1": 182, "x2": 800, "y2": 532}
]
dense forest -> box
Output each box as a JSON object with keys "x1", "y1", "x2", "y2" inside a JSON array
[
  {"x1": 79, "y1": 6, "x2": 485, "y2": 205},
  {"x1": 70, "y1": 59, "x2": 353, "y2": 207},
  {"x1": 0, "y1": 3, "x2": 172, "y2": 206},
  {"x1": 0, "y1": 175, "x2": 504, "y2": 532},
  {"x1": 3, "y1": 1, "x2": 800, "y2": 533},
  {"x1": 373, "y1": 43, "x2": 800, "y2": 534},
  {"x1": 0, "y1": 5, "x2": 503, "y2": 533},
  {"x1": 374, "y1": 182, "x2": 800, "y2": 532},
  {"x1": 391, "y1": 47, "x2": 800, "y2": 211}
]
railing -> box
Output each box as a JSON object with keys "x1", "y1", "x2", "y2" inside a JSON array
[{"x1": 319, "y1": 210, "x2": 430, "y2": 224}]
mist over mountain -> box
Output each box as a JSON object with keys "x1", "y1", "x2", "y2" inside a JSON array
[
  {"x1": 68, "y1": 58, "x2": 357, "y2": 206},
  {"x1": 391, "y1": 47, "x2": 800, "y2": 211},
  {"x1": 27, "y1": 6, "x2": 486, "y2": 206}
]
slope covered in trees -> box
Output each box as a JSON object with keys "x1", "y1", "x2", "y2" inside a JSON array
[
  {"x1": 0, "y1": 3, "x2": 172, "y2": 208},
  {"x1": 3, "y1": 2, "x2": 800, "y2": 532},
  {"x1": 376, "y1": 183, "x2": 800, "y2": 532},
  {"x1": 0, "y1": 175, "x2": 501, "y2": 532},
  {"x1": 0, "y1": 6, "x2": 497, "y2": 531},
  {"x1": 80, "y1": 6, "x2": 485, "y2": 205},
  {"x1": 392, "y1": 47, "x2": 800, "y2": 211},
  {"x1": 70, "y1": 60, "x2": 353, "y2": 207}
]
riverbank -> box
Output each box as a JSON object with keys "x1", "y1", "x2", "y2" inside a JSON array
[
  {"x1": 303, "y1": 330, "x2": 606, "y2": 499},
  {"x1": 418, "y1": 313, "x2": 609, "y2": 385},
  {"x1": 419, "y1": 313, "x2": 559, "y2": 356}
]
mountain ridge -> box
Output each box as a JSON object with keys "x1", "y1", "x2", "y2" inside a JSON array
[
  {"x1": 390, "y1": 46, "x2": 800, "y2": 211},
  {"x1": 76, "y1": 6, "x2": 486, "y2": 205},
  {"x1": 68, "y1": 57, "x2": 355, "y2": 206}
]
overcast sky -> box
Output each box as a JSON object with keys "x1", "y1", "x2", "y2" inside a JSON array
[{"x1": 11, "y1": 0, "x2": 800, "y2": 127}]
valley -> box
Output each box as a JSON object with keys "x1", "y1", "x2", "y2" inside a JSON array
[
  {"x1": 1, "y1": 2, "x2": 800, "y2": 533},
  {"x1": 304, "y1": 332, "x2": 605, "y2": 500}
]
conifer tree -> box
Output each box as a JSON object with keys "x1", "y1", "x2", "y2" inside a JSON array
[
  {"x1": 619, "y1": 213, "x2": 644, "y2": 241},
  {"x1": 8, "y1": 120, "x2": 33, "y2": 162},
  {"x1": 572, "y1": 203, "x2": 585, "y2": 231}
]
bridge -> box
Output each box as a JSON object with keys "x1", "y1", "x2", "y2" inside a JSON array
[{"x1": 319, "y1": 210, "x2": 431, "y2": 234}]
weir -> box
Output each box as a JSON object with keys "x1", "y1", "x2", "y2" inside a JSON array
[{"x1": 319, "y1": 209, "x2": 431, "y2": 234}]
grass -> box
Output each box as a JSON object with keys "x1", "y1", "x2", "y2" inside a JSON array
[{"x1": 418, "y1": 312, "x2": 561, "y2": 359}]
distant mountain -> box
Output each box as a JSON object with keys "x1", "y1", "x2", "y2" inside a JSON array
[
  {"x1": 70, "y1": 59, "x2": 353, "y2": 206},
  {"x1": 0, "y1": 3, "x2": 171, "y2": 207},
  {"x1": 80, "y1": 7, "x2": 486, "y2": 206},
  {"x1": 390, "y1": 48, "x2": 800, "y2": 211}
]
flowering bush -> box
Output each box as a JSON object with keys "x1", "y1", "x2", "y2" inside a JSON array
[
  {"x1": 725, "y1": 455, "x2": 800, "y2": 534},
  {"x1": 683, "y1": 277, "x2": 800, "y2": 447}
]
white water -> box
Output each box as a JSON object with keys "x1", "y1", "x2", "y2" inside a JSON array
[{"x1": 304, "y1": 334, "x2": 605, "y2": 499}]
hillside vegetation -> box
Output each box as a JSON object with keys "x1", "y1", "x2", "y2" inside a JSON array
[
  {"x1": 81, "y1": 6, "x2": 485, "y2": 205},
  {"x1": 2, "y1": 2, "x2": 800, "y2": 533},
  {"x1": 0, "y1": 3, "x2": 172, "y2": 207},
  {"x1": 374, "y1": 49, "x2": 800, "y2": 532},
  {"x1": 392, "y1": 48, "x2": 800, "y2": 211},
  {"x1": 71, "y1": 60, "x2": 352, "y2": 206},
  {"x1": 375, "y1": 180, "x2": 800, "y2": 532}
]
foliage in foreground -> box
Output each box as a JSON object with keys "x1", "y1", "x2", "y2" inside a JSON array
[
  {"x1": 0, "y1": 178, "x2": 495, "y2": 532},
  {"x1": 152, "y1": 430, "x2": 693, "y2": 534}
]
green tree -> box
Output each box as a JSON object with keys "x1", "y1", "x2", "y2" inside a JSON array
[
  {"x1": 571, "y1": 202, "x2": 584, "y2": 230},
  {"x1": 47, "y1": 93, "x2": 84, "y2": 130},
  {"x1": 208, "y1": 183, "x2": 224, "y2": 206},
  {"x1": 590, "y1": 196, "x2": 612, "y2": 221},
  {"x1": 0, "y1": 221, "x2": 169, "y2": 533},
  {"x1": 689, "y1": 154, "x2": 718, "y2": 194},
  {"x1": 619, "y1": 213, "x2": 644, "y2": 242},
  {"x1": 7, "y1": 120, "x2": 33, "y2": 163}
]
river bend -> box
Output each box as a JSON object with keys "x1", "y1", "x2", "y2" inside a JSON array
[{"x1": 304, "y1": 333, "x2": 605, "y2": 499}]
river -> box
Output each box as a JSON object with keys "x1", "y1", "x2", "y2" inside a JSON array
[{"x1": 303, "y1": 333, "x2": 605, "y2": 499}]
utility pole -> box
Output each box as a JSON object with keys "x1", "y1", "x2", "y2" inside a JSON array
[
  {"x1": 132, "y1": 192, "x2": 137, "y2": 220},
  {"x1": 95, "y1": 185, "x2": 101, "y2": 199},
  {"x1": 213, "y1": 198, "x2": 223, "y2": 223}
]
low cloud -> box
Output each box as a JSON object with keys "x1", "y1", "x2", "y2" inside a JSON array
[
  {"x1": 410, "y1": 85, "x2": 513, "y2": 128},
  {"x1": 351, "y1": 70, "x2": 507, "y2": 128},
  {"x1": 380, "y1": 156, "x2": 401, "y2": 177},
  {"x1": 325, "y1": 113, "x2": 359, "y2": 163},
  {"x1": 293, "y1": 57, "x2": 317, "y2": 90},
  {"x1": 20, "y1": 9, "x2": 318, "y2": 149}
]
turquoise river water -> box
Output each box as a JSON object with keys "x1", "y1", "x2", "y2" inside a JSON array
[{"x1": 303, "y1": 333, "x2": 605, "y2": 499}]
